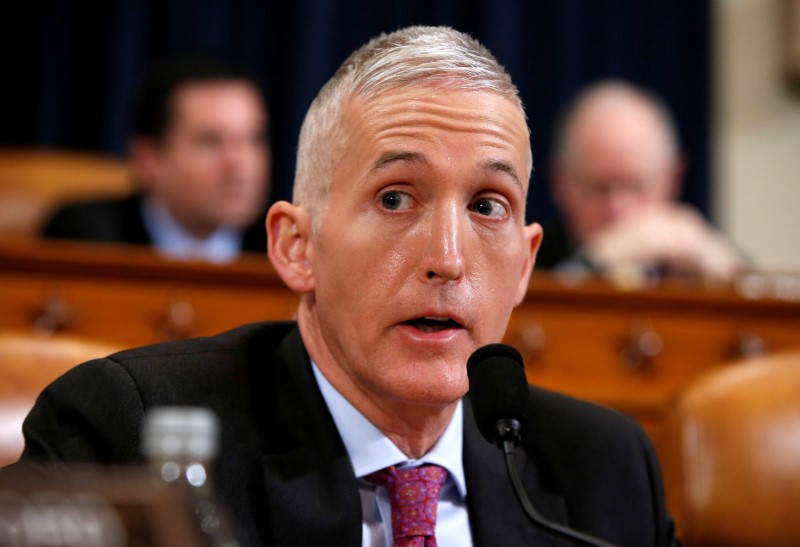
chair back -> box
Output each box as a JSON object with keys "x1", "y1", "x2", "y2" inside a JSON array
[
  {"x1": 0, "y1": 331, "x2": 123, "y2": 467},
  {"x1": 0, "y1": 147, "x2": 133, "y2": 238},
  {"x1": 661, "y1": 350, "x2": 800, "y2": 546}
]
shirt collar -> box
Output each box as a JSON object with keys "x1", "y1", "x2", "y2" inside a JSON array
[
  {"x1": 140, "y1": 196, "x2": 242, "y2": 263},
  {"x1": 311, "y1": 361, "x2": 467, "y2": 499}
]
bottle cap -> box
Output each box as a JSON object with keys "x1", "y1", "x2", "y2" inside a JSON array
[{"x1": 142, "y1": 407, "x2": 219, "y2": 461}]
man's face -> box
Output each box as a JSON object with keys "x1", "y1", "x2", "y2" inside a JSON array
[
  {"x1": 145, "y1": 81, "x2": 270, "y2": 237},
  {"x1": 304, "y1": 87, "x2": 540, "y2": 409},
  {"x1": 555, "y1": 107, "x2": 677, "y2": 244}
]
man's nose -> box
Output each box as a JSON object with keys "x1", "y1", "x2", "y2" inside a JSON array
[{"x1": 419, "y1": 205, "x2": 466, "y2": 283}]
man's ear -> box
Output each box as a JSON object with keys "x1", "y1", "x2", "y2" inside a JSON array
[
  {"x1": 267, "y1": 201, "x2": 315, "y2": 293},
  {"x1": 665, "y1": 154, "x2": 687, "y2": 201},
  {"x1": 514, "y1": 222, "x2": 543, "y2": 307}
]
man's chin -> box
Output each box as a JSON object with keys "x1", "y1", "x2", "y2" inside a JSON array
[{"x1": 386, "y1": 374, "x2": 468, "y2": 409}]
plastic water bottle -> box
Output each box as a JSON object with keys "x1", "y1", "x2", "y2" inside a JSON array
[{"x1": 142, "y1": 407, "x2": 240, "y2": 547}]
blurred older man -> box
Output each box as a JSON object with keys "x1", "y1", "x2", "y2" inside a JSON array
[{"x1": 539, "y1": 80, "x2": 741, "y2": 281}]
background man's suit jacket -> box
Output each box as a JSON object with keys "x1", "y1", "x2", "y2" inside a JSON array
[
  {"x1": 13, "y1": 322, "x2": 678, "y2": 546},
  {"x1": 534, "y1": 218, "x2": 579, "y2": 271},
  {"x1": 42, "y1": 194, "x2": 267, "y2": 253}
]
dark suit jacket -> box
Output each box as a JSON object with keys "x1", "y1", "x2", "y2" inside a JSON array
[
  {"x1": 536, "y1": 218, "x2": 580, "y2": 271},
  {"x1": 14, "y1": 322, "x2": 678, "y2": 546},
  {"x1": 42, "y1": 194, "x2": 267, "y2": 254}
]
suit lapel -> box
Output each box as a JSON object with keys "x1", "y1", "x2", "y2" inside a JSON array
[
  {"x1": 260, "y1": 446, "x2": 361, "y2": 546},
  {"x1": 250, "y1": 326, "x2": 362, "y2": 547},
  {"x1": 463, "y1": 398, "x2": 571, "y2": 546}
]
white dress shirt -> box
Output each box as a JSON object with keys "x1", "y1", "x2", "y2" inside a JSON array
[
  {"x1": 311, "y1": 362, "x2": 474, "y2": 547},
  {"x1": 140, "y1": 196, "x2": 243, "y2": 263}
]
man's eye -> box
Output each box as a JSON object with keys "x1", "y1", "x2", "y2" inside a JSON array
[
  {"x1": 380, "y1": 191, "x2": 412, "y2": 211},
  {"x1": 470, "y1": 198, "x2": 507, "y2": 217}
]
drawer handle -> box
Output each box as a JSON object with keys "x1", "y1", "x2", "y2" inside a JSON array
[
  {"x1": 730, "y1": 328, "x2": 766, "y2": 360},
  {"x1": 620, "y1": 320, "x2": 662, "y2": 371},
  {"x1": 509, "y1": 318, "x2": 546, "y2": 364},
  {"x1": 159, "y1": 297, "x2": 196, "y2": 340},
  {"x1": 33, "y1": 291, "x2": 76, "y2": 335}
]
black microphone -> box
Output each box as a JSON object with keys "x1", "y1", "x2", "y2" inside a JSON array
[{"x1": 467, "y1": 344, "x2": 620, "y2": 547}]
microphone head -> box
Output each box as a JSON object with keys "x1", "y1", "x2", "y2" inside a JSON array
[{"x1": 467, "y1": 343, "x2": 530, "y2": 445}]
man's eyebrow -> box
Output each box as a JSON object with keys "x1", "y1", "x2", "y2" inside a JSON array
[
  {"x1": 369, "y1": 152, "x2": 522, "y2": 188},
  {"x1": 484, "y1": 159, "x2": 522, "y2": 188},
  {"x1": 370, "y1": 151, "x2": 430, "y2": 173}
]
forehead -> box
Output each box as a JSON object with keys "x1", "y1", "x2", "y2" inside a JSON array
[
  {"x1": 569, "y1": 101, "x2": 670, "y2": 167},
  {"x1": 169, "y1": 81, "x2": 265, "y2": 124},
  {"x1": 335, "y1": 86, "x2": 531, "y2": 180}
]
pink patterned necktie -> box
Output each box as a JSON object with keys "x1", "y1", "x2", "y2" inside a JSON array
[{"x1": 365, "y1": 464, "x2": 449, "y2": 547}]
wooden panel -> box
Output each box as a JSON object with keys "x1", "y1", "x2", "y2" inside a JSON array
[
  {"x1": 0, "y1": 240, "x2": 298, "y2": 346},
  {"x1": 506, "y1": 274, "x2": 800, "y2": 429}
]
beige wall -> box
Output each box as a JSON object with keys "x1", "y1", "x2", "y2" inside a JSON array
[{"x1": 714, "y1": 0, "x2": 800, "y2": 272}]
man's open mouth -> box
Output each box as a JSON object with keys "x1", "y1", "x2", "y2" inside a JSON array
[{"x1": 401, "y1": 316, "x2": 463, "y2": 333}]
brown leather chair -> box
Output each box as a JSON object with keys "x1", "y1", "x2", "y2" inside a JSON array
[
  {"x1": 0, "y1": 147, "x2": 132, "y2": 238},
  {"x1": 660, "y1": 350, "x2": 800, "y2": 546},
  {"x1": 0, "y1": 331, "x2": 123, "y2": 467}
]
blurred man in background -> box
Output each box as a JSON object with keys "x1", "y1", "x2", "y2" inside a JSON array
[
  {"x1": 537, "y1": 80, "x2": 741, "y2": 281},
  {"x1": 43, "y1": 56, "x2": 271, "y2": 263}
]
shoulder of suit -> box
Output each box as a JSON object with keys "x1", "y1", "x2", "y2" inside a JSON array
[
  {"x1": 51, "y1": 194, "x2": 142, "y2": 217},
  {"x1": 105, "y1": 321, "x2": 297, "y2": 364},
  {"x1": 526, "y1": 384, "x2": 645, "y2": 445}
]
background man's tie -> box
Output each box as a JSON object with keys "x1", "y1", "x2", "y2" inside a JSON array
[{"x1": 365, "y1": 464, "x2": 448, "y2": 547}]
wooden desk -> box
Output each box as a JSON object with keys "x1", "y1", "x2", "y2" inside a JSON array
[
  {"x1": 2, "y1": 239, "x2": 800, "y2": 531},
  {"x1": 507, "y1": 273, "x2": 800, "y2": 437},
  {"x1": 0, "y1": 240, "x2": 299, "y2": 346},
  {"x1": 2, "y1": 240, "x2": 800, "y2": 420}
]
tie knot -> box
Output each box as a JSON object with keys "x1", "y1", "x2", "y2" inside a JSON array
[
  {"x1": 365, "y1": 464, "x2": 448, "y2": 546},
  {"x1": 365, "y1": 464, "x2": 448, "y2": 489}
]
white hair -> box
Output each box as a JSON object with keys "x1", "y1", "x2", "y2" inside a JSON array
[{"x1": 293, "y1": 25, "x2": 526, "y2": 231}]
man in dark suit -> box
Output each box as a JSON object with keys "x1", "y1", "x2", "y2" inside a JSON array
[
  {"x1": 42, "y1": 56, "x2": 271, "y2": 262},
  {"x1": 14, "y1": 27, "x2": 679, "y2": 546}
]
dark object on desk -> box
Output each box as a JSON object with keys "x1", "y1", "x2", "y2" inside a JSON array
[{"x1": 0, "y1": 466, "x2": 201, "y2": 547}]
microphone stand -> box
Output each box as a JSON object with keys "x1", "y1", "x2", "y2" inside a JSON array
[{"x1": 496, "y1": 419, "x2": 620, "y2": 547}]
